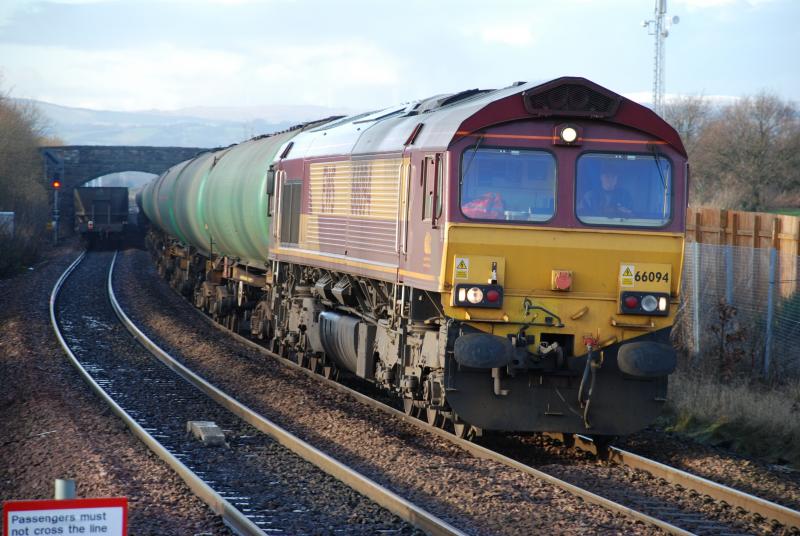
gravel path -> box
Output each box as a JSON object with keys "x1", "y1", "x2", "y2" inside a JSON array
[
  {"x1": 0, "y1": 243, "x2": 229, "y2": 535},
  {"x1": 115, "y1": 248, "x2": 662, "y2": 535}
]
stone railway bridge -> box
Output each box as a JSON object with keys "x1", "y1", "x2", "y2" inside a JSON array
[{"x1": 41, "y1": 145, "x2": 209, "y2": 237}]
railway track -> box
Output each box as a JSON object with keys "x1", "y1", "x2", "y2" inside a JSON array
[
  {"x1": 50, "y1": 250, "x2": 457, "y2": 536},
  {"x1": 111, "y1": 250, "x2": 800, "y2": 536},
  {"x1": 568, "y1": 434, "x2": 800, "y2": 531}
]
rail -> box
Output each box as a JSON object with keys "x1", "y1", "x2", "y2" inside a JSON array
[
  {"x1": 50, "y1": 251, "x2": 263, "y2": 535},
  {"x1": 608, "y1": 444, "x2": 800, "y2": 530},
  {"x1": 106, "y1": 253, "x2": 465, "y2": 536}
]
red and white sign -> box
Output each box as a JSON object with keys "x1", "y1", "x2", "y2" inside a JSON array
[{"x1": 3, "y1": 498, "x2": 127, "y2": 536}]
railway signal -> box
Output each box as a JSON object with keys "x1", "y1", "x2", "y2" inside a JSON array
[{"x1": 51, "y1": 175, "x2": 61, "y2": 244}]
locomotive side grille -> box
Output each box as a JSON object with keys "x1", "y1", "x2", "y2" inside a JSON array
[
  {"x1": 523, "y1": 83, "x2": 620, "y2": 118},
  {"x1": 304, "y1": 158, "x2": 402, "y2": 256}
]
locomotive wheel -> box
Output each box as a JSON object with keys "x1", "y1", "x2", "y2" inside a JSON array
[
  {"x1": 322, "y1": 365, "x2": 338, "y2": 380},
  {"x1": 426, "y1": 408, "x2": 443, "y2": 427},
  {"x1": 402, "y1": 398, "x2": 421, "y2": 418},
  {"x1": 452, "y1": 421, "x2": 467, "y2": 438},
  {"x1": 590, "y1": 435, "x2": 617, "y2": 460},
  {"x1": 452, "y1": 422, "x2": 479, "y2": 440}
]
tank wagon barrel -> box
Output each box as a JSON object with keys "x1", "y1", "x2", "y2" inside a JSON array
[{"x1": 140, "y1": 77, "x2": 687, "y2": 441}]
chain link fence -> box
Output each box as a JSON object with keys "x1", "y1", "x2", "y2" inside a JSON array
[{"x1": 673, "y1": 242, "x2": 800, "y2": 381}]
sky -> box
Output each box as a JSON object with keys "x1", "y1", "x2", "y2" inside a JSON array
[{"x1": 0, "y1": 0, "x2": 797, "y2": 114}]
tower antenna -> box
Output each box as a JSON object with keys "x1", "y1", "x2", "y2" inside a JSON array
[{"x1": 642, "y1": 0, "x2": 679, "y2": 116}]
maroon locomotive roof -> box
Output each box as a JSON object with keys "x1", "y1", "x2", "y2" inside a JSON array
[{"x1": 456, "y1": 77, "x2": 687, "y2": 158}]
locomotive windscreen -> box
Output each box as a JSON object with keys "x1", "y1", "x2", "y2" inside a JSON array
[
  {"x1": 575, "y1": 153, "x2": 672, "y2": 227},
  {"x1": 460, "y1": 148, "x2": 556, "y2": 222}
]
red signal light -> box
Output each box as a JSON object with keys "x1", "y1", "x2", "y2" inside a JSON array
[
  {"x1": 51, "y1": 180, "x2": 62, "y2": 189},
  {"x1": 624, "y1": 295, "x2": 639, "y2": 309},
  {"x1": 486, "y1": 289, "x2": 501, "y2": 303}
]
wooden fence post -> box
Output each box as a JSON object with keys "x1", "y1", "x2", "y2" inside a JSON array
[
  {"x1": 695, "y1": 211, "x2": 702, "y2": 243},
  {"x1": 725, "y1": 212, "x2": 738, "y2": 304},
  {"x1": 692, "y1": 240, "x2": 701, "y2": 356}
]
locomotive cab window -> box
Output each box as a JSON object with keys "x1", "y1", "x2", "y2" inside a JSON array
[
  {"x1": 460, "y1": 148, "x2": 555, "y2": 222},
  {"x1": 576, "y1": 153, "x2": 672, "y2": 227}
]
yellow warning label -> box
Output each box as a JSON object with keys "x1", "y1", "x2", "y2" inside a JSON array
[
  {"x1": 620, "y1": 264, "x2": 635, "y2": 287},
  {"x1": 455, "y1": 257, "x2": 469, "y2": 279}
]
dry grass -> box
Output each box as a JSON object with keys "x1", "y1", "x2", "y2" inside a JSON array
[{"x1": 666, "y1": 371, "x2": 800, "y2": 467}]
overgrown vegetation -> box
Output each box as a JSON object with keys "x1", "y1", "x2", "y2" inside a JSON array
[
  {"x1": 662, "y1": 95, "x2": 800, "y2": 462},
  {"x1": 666, "y1": 370, "x2": 800, "y2": 468},
  {"x1": 663, "y1": 93, "x2": 800, "y2": 211},
  {"x1": 669, "y1": 294, "x2": 800, "y2": 467},
  {"x1": 0, "y1": 80, "x2": 51, "y2": 277}
]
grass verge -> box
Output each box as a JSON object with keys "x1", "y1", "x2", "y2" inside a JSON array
[{"x1": 665, "y1": 370, "x2": 800, "y2": 469}]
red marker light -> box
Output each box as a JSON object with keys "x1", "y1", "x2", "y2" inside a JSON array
[
  {"x1": 51, "y1": 180, "x2": 62, "y2": 189},
  {"x1": 624, "y1": 295, "x2": 639, "y2": 309},
  {"x1": 555, "y1": 271, "x2": 572, "y2": 290},
  {"x1": 486, "y1": 289, "x2": 501, "y2": 303}
]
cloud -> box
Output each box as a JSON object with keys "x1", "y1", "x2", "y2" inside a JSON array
[
  {"x1": 0, "y1": 43, "x2": 246, "y2": 109},
  {"x1": 251, "y1": 41, "x2": 401, "y2": 107},
  {"x1": 479, "y1": 23, "x2": 534, "y2": 47},
  {"x1": 672, "y1": 0, "x2": 774, "y2": 9},
  {"x1": 0, "y1": 39, "x2": 401, "y2": 110},
  {"x1": 623, "y1": 91, "x2": 741, "y2": 106}
]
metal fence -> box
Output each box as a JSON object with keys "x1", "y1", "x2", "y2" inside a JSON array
[{"x1": 674, "y1": 241, "x2": 800, "y2": 380}]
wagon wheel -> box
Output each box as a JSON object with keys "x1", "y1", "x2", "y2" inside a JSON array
[
  {"x1": 452, "y1": 417, "x2": 472, "y2": 439},
  {"x1": 590, "y1": 435, "x2": 616, "y2": 460},
  {"x1": 402, "y1": 398, "x2": 415, "y2": 416},
  {"x1": 426, "y1": 408, "x2": 443, "y2": 427},
  {"x1": 322, "y1": 365, "x2": 338, "y2": 381}
]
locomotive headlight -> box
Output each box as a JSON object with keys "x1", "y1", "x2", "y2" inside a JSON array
[
  {"x1": 560, "y1": 126, "x2": 578, "y2": 143},
  {"x1": 658, "y1": 296, "x2": 668, "y2": 311},
  {"x1": 641, "y1": 295, "x2": 658, "y2": 313},
  {"x1": 466, "y1": 287, "x2": 484, "y2": 304}
]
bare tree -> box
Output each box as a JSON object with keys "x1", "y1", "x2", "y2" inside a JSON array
[
  {"x1": 0, "y1": 79, "x2": 49, "y2": 275},
  {"x1": 686, "y1": 92, "x2": 800, "y2": 210},
  {"x1": 663, "y1": 94, "x2": 712, "y2": 157}
]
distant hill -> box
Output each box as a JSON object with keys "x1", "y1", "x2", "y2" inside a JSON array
[{"x1": 19, "y1": 99, "x2": 356, "y2": 148}]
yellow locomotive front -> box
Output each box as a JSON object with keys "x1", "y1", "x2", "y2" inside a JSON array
[{"x1": 431, "y1": 79, "x2": 687, "y2": 437}]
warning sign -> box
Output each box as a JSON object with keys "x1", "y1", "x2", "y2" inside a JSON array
[
  {"x1": 620, "y1": 264, "x2": 635, "y2": 287},
  {"x1": 3, "y1": 498, "x2": 127, "y2": 536},
  {"x1": 454, "y1": 257, "x2": 469, "y2": 279}
]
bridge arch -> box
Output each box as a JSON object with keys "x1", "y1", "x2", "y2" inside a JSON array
[{"x1": 40, "y1": 145, "x2": 208, "y2": 237}]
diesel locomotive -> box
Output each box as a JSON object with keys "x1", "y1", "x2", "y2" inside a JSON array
[{"x1": 139, "y1": 77, "x2": 687, "y2": 440}]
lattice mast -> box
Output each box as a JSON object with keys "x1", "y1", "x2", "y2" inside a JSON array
[{"x1": 642, "y1": 0, "x2": 679, "y2": 116}]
